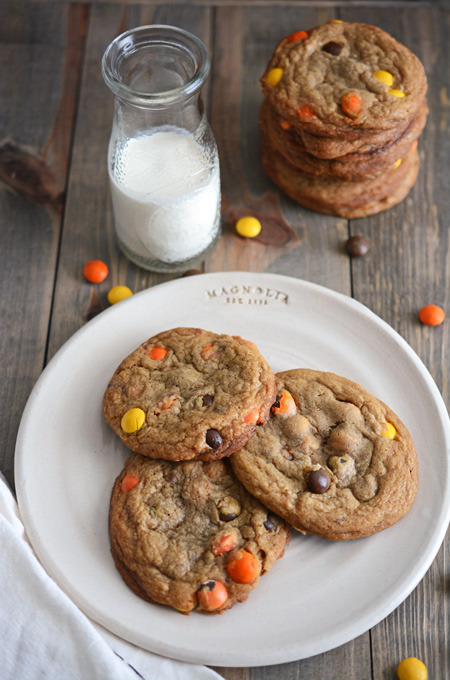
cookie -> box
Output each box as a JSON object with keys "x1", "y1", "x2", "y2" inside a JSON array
[
  {"x1": 102, "y1": 327, "x2": 276, "y2": 461},
  {"x1": 261, "y1": 21, "x2": 427, "y2": 137},
  {"x1": 230, "y1": 369, "x2": 418, "y2": 540},
  {"x1": 261, "y1": 98, "x2": 427, "y2": 181},
  {"x1": 109, "y1": 455, "x2": 290, "y2": 614},
  {"x1": 261, "y1": 139, "x2": 419, "y2": 218}
]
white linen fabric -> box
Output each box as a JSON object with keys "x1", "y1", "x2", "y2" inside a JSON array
[{"x1": 0, "y1": 472, "x2": 222, "y2": 680}]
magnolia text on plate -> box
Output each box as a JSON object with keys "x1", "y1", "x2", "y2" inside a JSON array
[{"x1": 206, "y1": 284, "x2": 289, "y2": 306}]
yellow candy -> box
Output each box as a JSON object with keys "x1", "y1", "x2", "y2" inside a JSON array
[
  {"x1": 382, "y1": 422, "x2": 396, "y2": 439},
  {"x1": 393, "y1": 158, "x2": 403, "y2": 169},
  {"x1": 389, "y1": 88, "x2": 406, "y2": 98},
  {"x1": 121, "y1": 408, "x2": 146, "y2": 434},
  {"x1": 330, "y1": 19, "x2": 343, "y2": 23},
  {"x1": 266, "y1": 68, "x2": 284, "y2": 87},
  {"x1": 374, "y1": 69, "x2": 394, "y2": 86},
  {"x1": 235, "y1": 216, "x2": 262, "y2": 238},
  {"x1": 397, "y1": 657, "x2": 427, "y2": 680},
  {"x1": 107, "y1": 285, "x2": 133, "y2": 305}
]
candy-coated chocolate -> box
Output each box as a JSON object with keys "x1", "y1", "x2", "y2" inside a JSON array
[
  {"x1": 107, "y1": 285, "x2": 133, "y2": 305},
  {"x1": 83, "y1": 259, "x2": 109, "y2": 283},
  {"x1": 389, "y1": 88, "x2": 406, "y2": 98},
  {"x1": 374, "y1": 69, "x2": 394, "y2": 86},
  {"x1": 121, "y1": 407, "x2": 146, "y2": 434},
  {"x1": 419, "y1": 304, "x2": 445, "y2": 326},
  {"x1": 345, "y1": 235, "x2": 370, "y2": 257},
  {"x1": 286, "y1": 30, "x2": 308, "y2": 43},
  {"x1": 382, "y1": 422, "x2": 397, "y2": 439},
  {"x1": 397, "y1": 657, "x2": 427, "y2": 680},
  {"x1": 307, "y1": 468, "x2": 331, "y2": 494},
  {"x1": 235, "y1": 216, "x2": 262, "y2": 238},
  {"x1": 266, "y1": 67, "x2": 284, "y2": 87}
]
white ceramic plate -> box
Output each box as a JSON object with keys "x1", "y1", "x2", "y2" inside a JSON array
[{"x1": 15, "y1": 272, "x2": 450, "y2": 667}]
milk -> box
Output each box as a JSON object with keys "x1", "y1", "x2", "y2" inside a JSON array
[{"x1": 108, "y1": 127, "x2": 221, "y2": 266}]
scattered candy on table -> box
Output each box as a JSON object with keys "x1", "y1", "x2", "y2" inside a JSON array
[
  {"x1": 107, "y1": 285, "x2": 133, "y2": 305},
  {"x1": 345, "y1": 235, "x2": 370, "y2": 257},
  {"x1": 397, "y1": 656, "x2": 427, "y2": 680},
  {"x1": 83, "y1": 259, "x2": 109, "y2": 283},
  {"x1": 419, "y1": 304, "x2": 445, "y2": 326},
  {"x1": 235, "y1": 216, "x2": 262, "y2": 238}
]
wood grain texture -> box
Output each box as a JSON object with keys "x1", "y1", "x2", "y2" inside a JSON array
[
  {"x1": 47, "y1": 3, "x2": 214, "y2": 359},
  {"x1": 0, "y1": 1, "x2": 87, "y2": 487},
  {"x1": 0, "y1": 2, "x2": 448, "y2": 679}
]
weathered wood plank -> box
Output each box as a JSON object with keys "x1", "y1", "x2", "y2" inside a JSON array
[
  {"x1": 47, "y1": 3, "x2": 214, "y2": 359},
  {"x1": 0, "y1": 1, "x2": 87, "y2": 488},
  {"x1": 339, "y1": 5, "x2": 449, "y2": 680},
  {"x1": 207, "y1": 3, "x2": 351, "y2": 294}
]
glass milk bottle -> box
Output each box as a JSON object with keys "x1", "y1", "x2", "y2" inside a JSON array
[{"x1": 102, "y1": 25, "x2": 221, "y2": 272}]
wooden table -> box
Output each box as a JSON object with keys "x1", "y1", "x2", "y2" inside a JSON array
[{"x1": 1, "y1": 1, "x2": 448, "y2": 678}]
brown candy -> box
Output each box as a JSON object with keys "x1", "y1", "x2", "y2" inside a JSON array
[
  {"x1": 322, "y1": 41, "x2": 343, "y2": 56},
  {"x1": 307, "y1": 468, "x2": 331, "y2": 494},
  {"x1": 345, "y1": 235, "x2": 370, "y2": 257}
]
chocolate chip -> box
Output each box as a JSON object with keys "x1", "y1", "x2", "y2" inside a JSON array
[
  {"x1": 264, "y1": 516, "x2": 277, "y2": 531},
  {"x1": 345, "y1": 235, "x2": 369, "y2": 257},
  {"x1": 322, "y1": 41, "x2": 343, "y2": 56},
  {"x1": 206, "y1": 428, "x2": 223, "y2": 449},
  {"x1": 202, "y1": 394, "x2": 214, "y2": 407},
  {"x1": 307, "y1": 468, "x2": 331, "y2": 494}
]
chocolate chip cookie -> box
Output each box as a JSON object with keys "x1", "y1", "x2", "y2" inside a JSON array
[
  {"x1": 102, "y1": 327, "x2": 276, "y2": 461},
  {"x1": 261, "y1": 138, "x2": 419, "y2": 218},
  {"x1": 261, "y1": 21, "x2": 427, "y2": 136},
  {"x1": 230, "y1": 369, "x2": 418, "y2": 540},
  {"x1": 109, "y1": 455, "x2": 290, "y2": 614},
  {"x1": 261, "y1": 98, "x2": 427, "y2": 181}
]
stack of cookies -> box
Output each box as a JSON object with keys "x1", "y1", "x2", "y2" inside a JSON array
[
  {"x1": 259, "y1": 20, "x2": 428, "y2": 218},
  {"x1": 102, "y1": 327, "x2": 418, "y2": 615}
]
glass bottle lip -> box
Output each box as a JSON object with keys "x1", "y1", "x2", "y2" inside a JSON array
[{"x1": 102, "y1": 24, "x2": 210, "y2": 106}]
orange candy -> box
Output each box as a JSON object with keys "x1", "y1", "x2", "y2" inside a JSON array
[
  {"x1": 286, "y1": 30, "x2": 308, "y2": 43},
  {"x1": 201, "y1": 344, "x2": 217, "y2": 360},
  {"x1": 227, "y1": 550, "x2": 261, "y2": 584},
  {"x1": 213, "y1": 533, "x2": 236, "y2": 555},
  {"x1": 419, "y1": 304, "x2": 445, "y2": 326},
  {"x1": 148, "y1": 347, "x2": 168, "y2": 360},
  {"x1": 297, "y1": 104, "x2": 315, "y2": 120},
  {"x1": 197, "y1": 580, "x2": 228, "y2": 611},
  {"x1": 271, "y1": 390, "x2": 297, "y2": 417},
  {"x1": 120, "y1": 474, "x2": 139, "y2": 493},
  {"x1": 83, "y1": 259, "x2": 109, "y2": 283},
  {"x1": 341, "y1": 92, "x2": 362, "y2": 118},
  {"x1": 280, "y1": 119, "x2": 292, "y2": 130},
  {"x1": 243, "y1": 407, "x2": 260, "y2": 422}
]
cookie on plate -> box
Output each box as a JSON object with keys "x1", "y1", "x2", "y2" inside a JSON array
[
  {"x1": 230, "y1": 369, "x2": 418, "y2": 540},
  {"x1": 261, "y1": 21, "x2": 427, "y2": 137},
  {"x1": 109, "y1": 455, "x2": 290, "y2": 614},
  {"x1": 102, "y1": 327, "x2": 276, "y2": 461}
]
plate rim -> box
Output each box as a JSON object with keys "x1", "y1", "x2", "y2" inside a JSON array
[{"x1": 14, "y1": 271, "x2": 450, "y2": 667}]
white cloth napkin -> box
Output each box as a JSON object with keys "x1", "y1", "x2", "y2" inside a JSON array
[{"x1": 0, "y1": 472, "x2": 222, "y2": 680}]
